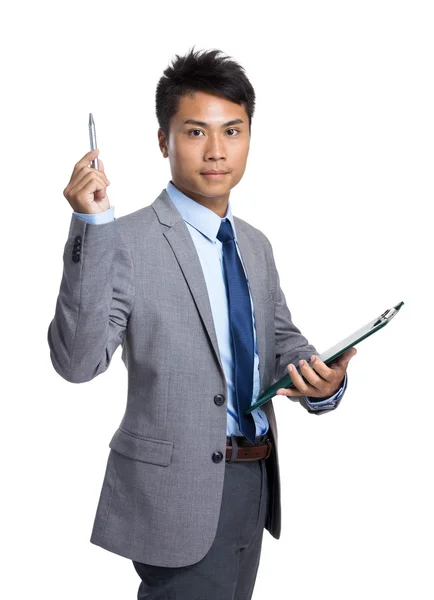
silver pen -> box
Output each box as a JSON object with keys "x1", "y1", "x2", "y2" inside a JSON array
[{"x1": 88, "y1": 113, "x2": 99, "y2": 169}]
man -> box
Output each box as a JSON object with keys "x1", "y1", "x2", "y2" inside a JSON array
[{"x1": 48, "y1": 47, "x2": 356, "y2": 599}]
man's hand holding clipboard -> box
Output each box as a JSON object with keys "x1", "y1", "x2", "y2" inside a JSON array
[
  {"x1": 246, "y1": 301, "x2": 404, "y2": 414},
  {"x1": 275, "y1": 347, "x2": 357, "y2": 400}
]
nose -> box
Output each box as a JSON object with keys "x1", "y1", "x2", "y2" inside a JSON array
[{"x1": 203, "y1": 132, "x2": 226, "y2": 161}]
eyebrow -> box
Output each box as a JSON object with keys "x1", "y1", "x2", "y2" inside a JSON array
[{"x1": 183, "y1": 118, "x2": 245, "y2": 128}]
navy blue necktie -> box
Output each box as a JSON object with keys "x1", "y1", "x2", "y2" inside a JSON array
[{"x1": 217, "y1": 219, "x2": 257, "y2": 444}]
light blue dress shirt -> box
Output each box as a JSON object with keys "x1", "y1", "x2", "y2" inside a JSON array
[{"x1": 73, "y1": 181, "x2": 346, "y2": 435}]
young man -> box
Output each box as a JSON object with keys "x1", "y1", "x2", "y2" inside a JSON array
[{"x1": 48, "y1": 47, "x2": 356, "y2": 599}]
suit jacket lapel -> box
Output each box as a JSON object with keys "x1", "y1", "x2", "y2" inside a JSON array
[{"x1": 152, "y1": 190, "x2": 225, "y2": 379}]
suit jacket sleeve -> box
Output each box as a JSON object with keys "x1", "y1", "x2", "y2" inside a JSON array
[
  {"x1": 47, "y1": 213, "x2": 134, "y2": 383},
  {"x1": 273, "y1": 266, "x2": 318, "y2": 381},
  {"x1": 268, "y1": 239, "x2": 346, "y2": 414}
]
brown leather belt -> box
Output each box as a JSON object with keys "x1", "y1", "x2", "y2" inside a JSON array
[{"x1": 226, "y1": 436, "x2": 272, "y2": 462}]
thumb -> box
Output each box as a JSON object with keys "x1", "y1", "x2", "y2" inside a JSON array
[
  {"x1": 343, "y1": 347, "x2": 357, "y2": 364},
  {"x1": 98, "y1": 158, "x2": 105, "y2": 173},
  {"x1": 333, "y1": 347, "x2": 357, "y2": 370}
]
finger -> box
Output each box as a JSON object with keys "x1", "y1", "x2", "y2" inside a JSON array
[
  {"x1": 332, "y1": 347, "x2": 357, "y2": 370},
  {"x1": 275, "y1": 386, "x2": 306, "y2": 398},
  {"x1": 94, "y1": 185, "x2": 109, "y2": 201},
  {"x1": 70, "y1": 149, "x2": 99, "y2": 176},
  {"x1": 70, "y1": 168, "x2": 109, "y2": 192},
  {"x1": 276, "y1": 364, "x2": 316, "y2": 397},
  {"x1": 68, "y1": 149, "x2": 99, "y2": 183},
  {"x1": 347, "y1": 347, "x2": 357, "y2": 360},
  {"x1": 90, "y1": 157, "x2": 109, "y2": 185},
  {"x1": 308, "y1": 354, "x2": 334, "y2": 382},
  {"x1": 298, "y1": 358, "x2": 328, "y2": 391},
  {"x1": 68, "y1": 170, "x2": 109, "y2": 199}
]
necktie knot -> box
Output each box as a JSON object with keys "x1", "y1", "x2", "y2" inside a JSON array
[{"x1": 216, "y1": 219, "x2": 234, "y2": 243}]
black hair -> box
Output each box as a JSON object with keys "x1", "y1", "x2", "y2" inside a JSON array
[{"x1": 155, "y1": 46, "x2": 256, "y2": 140}]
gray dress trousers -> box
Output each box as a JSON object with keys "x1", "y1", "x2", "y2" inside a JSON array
[{"x1": 132, "y1": 452, "x2": 270, "y2": 600}]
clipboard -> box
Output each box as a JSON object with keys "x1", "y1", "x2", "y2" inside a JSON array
[{"x1": 245, "y1": 301, "x2": 404, "y2": 415}]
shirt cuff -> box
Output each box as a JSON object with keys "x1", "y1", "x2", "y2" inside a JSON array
[
  {"x1": 73, "y1": 206, "x2": 115, "y2": 224},
  {"x1": 303, "y1": 371, "x2": 348, "y2": 410}
]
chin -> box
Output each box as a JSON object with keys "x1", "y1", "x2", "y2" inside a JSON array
[{"x1": 202, "y1": 186, "x2": 231, "y2": 197}]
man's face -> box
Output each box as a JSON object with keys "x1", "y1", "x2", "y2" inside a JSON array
[{"x1": 158, "y1": 90, "x2": 251, "y2": 214}]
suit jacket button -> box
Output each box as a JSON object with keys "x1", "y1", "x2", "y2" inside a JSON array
[
  {"x1": 212, "y1": 451, "x2": 223, "y2": 463},
  {"x1": 214, "y1": 394, "x2": 225, "y2": 406},
  {"x1": 72, "y1": 255, "x2": 80, "y2": 263},
  {"x1": 74, "y1": 235, "x2": 82, "y2": 243}
]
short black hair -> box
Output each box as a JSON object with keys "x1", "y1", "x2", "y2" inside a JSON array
[{"x1": 155, "y1": 46, "x2": 256, "y2": 140}]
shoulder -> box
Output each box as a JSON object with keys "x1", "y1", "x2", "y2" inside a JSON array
[
  {"x1": 113, "y1": 205, "x2": 155, "y2": 235},
  {"x1": 104, "y1": 206, "x2": 156, "y2": 257},
  {"x1": 116, "y1": 205, "x2": 154, "y2": 225},
  {"x1": 233, "y1": 215, "x2": 273, "y2": 251}
]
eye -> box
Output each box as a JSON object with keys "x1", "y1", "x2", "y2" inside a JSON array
[
  {"x1": 188, "y1": 129, "x2": 204, "y2": 137},
  {"x1": 226, "y1": 128, "x2": 240, "y2": 136}
]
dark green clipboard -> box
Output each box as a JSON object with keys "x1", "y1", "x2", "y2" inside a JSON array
[{"x1": 245, "y1": 301, "x2": 404, "y2": 415}]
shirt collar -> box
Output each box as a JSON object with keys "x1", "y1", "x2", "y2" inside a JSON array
[{"x1": 166, "y1": 180, "x2": 237, "y2": 243}]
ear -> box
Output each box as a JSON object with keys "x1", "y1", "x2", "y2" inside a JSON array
[{"x1": 157, "y1": 128, "x2": 168, "y2": 156}]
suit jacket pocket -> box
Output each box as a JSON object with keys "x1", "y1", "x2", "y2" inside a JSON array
[{"x1": 109, "y1": 427, "x2": 174, "y2": 467}]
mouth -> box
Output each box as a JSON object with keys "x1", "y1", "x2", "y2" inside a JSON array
[{"x1": 200, "y1": 172, "x2": 229, "y2": 179}]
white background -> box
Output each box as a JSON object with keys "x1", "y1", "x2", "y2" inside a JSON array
[{"x1": 1, "y1": 0, "x2": 433, "y2": 598}]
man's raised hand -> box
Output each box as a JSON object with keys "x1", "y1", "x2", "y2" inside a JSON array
[{"x1": 63, "y1": 149, "x2": 111, "y2": 214}]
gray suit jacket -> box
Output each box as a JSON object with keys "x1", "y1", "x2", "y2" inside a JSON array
[{"x1": 47, "y1": 188, "x2": 341, "y2": 567}]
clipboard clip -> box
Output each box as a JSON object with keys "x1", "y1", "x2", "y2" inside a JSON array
[{"x1": 372, "y1": 302, "x2": 402, "y2": 328}]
